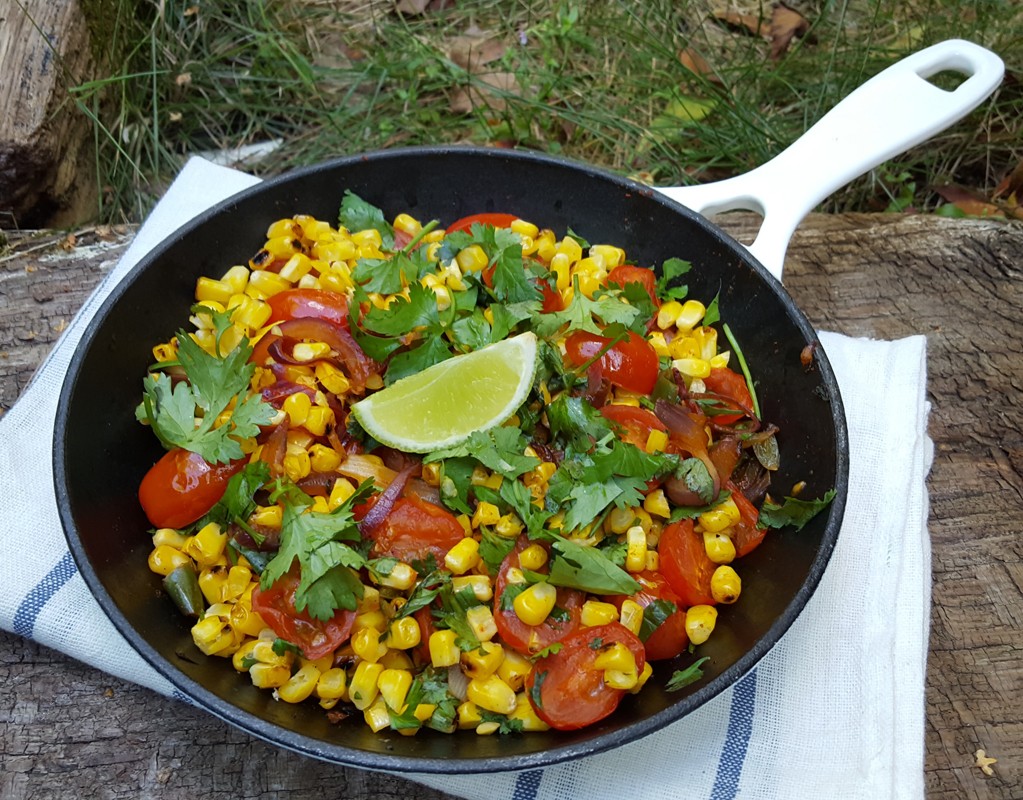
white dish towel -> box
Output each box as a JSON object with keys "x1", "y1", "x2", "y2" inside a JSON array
[{"x1": 0, "y1": 157, "x2": 933, "y2": 800}]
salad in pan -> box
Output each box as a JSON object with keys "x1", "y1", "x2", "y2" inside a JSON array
[{"x1": 136, "y1": 193, "x2": 832, "y2": 735}]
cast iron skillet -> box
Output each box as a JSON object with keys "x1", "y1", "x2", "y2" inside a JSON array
[{"x1": 53, "y1": 41, "x2": 1002, "y2": 773}]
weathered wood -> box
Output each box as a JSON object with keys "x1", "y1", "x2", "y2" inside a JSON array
[
  {"x1": 0, "y1": 0, "x2": 98, "y2": 228},
  {"x1": 0, "y1": 214, "x2": 1021, "y2": 799}
]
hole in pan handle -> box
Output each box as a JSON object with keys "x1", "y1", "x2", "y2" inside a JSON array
[{"x1": 657, "y1": 39, "x2": 1005, "y2": 282}]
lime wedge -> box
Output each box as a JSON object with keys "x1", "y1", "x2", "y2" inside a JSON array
[{"x1": 351, "y1": 332, "x2": 538, "y2": 453}]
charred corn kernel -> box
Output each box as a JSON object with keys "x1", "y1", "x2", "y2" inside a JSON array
[
  {"x1": 349, "y1": 661, "x2": 384, "y2": 710},
  {"x1": 456, "y1": 244, "x2": 488, "y2": 273},
  {"x1": 700, "y1": 498, "x2": 742, "y2": 531},
  {"x1": 466, "y1": 605, "x2": 497, "y2": 641},
  {"x1": 393, "y1": 213, "x2": 421, "y2": 236},
  {"x1": 471, "y1": 502, "x2": 500, "y2": 529},
  {"x1": 352, "y1": 626, "x2": 388, "y2": 663},
  {"x1": 461, "y1": 641, "x2": 505, "y2": 679},
  {"x1": 378, "y1": 668, "x2": 414, "y2": 711},
  {"x1": 429, "y1": 629, "x2": 461, "y2": 668},
  {"x1": 672, "y1": 357, "x2": 712, "y2": 379},
  {"x1": 495, "y1": 513, "x2": 524, "y2": 539},
  {"x1": 328, "y1": 477, "x2": 356, "y2": 510},
  {"x1": 151, "y1": 528, "x2": 186, "y2": 549},
  {"x1": 629, "y1": 661, "x2": 654, "y2": 694},
  {"x1": 196, "y1": 277, "x2": 234, "y2": 305},
  {"x1": 513, "y1": 582, "x2": 557, "y2": 626},
  {"x1": 710, "y1": 351, "x2": 731, "y2": 368},
  {"x1": 451, "y1": 574, "x2": 493, "y2": 602},
  {"x1": 625, "y1": 526, "x2": 648, "y2": 573},
  {"x1": 518, "y1": 544, "x2": 548, "y2": 571},
  {"x1": 308, "y1": 443, "x2": 342, "y2": 473},
  {"x1": 467, "y1": 674, "x2": 517, "y2": 715},
  {"x1": 148, "y1": 545, "x2": 191, "y2": 576},
  {"x1": 619, "y1": 599, "x2": 644, "y2": 636},
  {"x1": 476, "y1": 720, "x2": 501, "y2": 736},
  {"x1": 230, "y1": 603, "x2": 266, "y2": 637},
  {"x1": 703, "y1": 530, "x2": 736, "y2": 564},
  {"x1": 444, "y1": 537, "x2": 480, "y2": 575},
  {"x1": 198, "y1": 566, "x2": 229, "y2": 605},
  {"x1": 590, "y1": 244, "x2": 625, "y2": 268},
  {"x1": 457, "y1": 700, "x2": 483, "y2": 729},
  {"x1": 581, "y1": 600, "x2": 620, "y2": 627},
  {"x1": 556, "y1": 236, "x2": 583, "y2": 262},
  {"x1": 607, "y1": 506, "x2": 638, "y2": 535},
  {"x1": 266, "y1": 219, "x2": 302, "y2": 239},
  {"x1": 549, "y1": 252, "x2": 572, "y2": 290},
  {"x1": 363, "y1": 698, "x2": 390, "y2": 732},
  {"x1": 648, "y1": 331, "x2": 670, "y2": 358},
  {"x1": 685, "y1": 605, "x2": 718, "y2": 645},
  {"x1": 643, "y1": 488, "x2": 671, "y2": 519},
  {"x1": 509, "y1": 218, "x2": 538, "y2": 238},
  {"x1": 185, "y1": 522, "x2": 227, "y2": 567},
  {"x1": 303, "y1": 404, "x2": 334, "y2": 437},
  {"x1": 593, "y1": 642, "x2": 637, "y2": 673},
  {"x1": 373, "y1": 562, "x2": 417, "y2": 591},
  {"x1": 151, "y1": 341, "x2": 177, "y2": 363},
  {"x1": 510, "y1": 693, "x2": 550, "y2": 731},
  {"x1": 278, "y1": 252, "x2": 313, "y2": 283},
  {"x1": 497, "y1": 649, "x2": 532, "y2": 691},
  {"x1": 249, "y1": 269, "x2": 291, "y2": 296},
  {"x1": 386, "y1": 616, "x2": 422, "y2": 650},
  {"x1": 711, "y1": 565, "x2": 741, "y2": 604},
  {"x1": 278, "y1": 664, "x2": 321, "y2": 703},
  {"x1": 644, "y1": 428, "x2": 669, "y2": 454},
  {"x1": 315, "y1": 667, "x2": 348, "y2": 700},
  {"x1": 604, "y1": 669, "x2": 640, "y2": 690},
  {"x1": 232, "y1": 639, "x2": 259, "y2": 672},
  {"x1": 282, "y1": 449, "x2": 311, "y2": 482},
  {"x1": 191, "y1": 615, "x2": 234, "y2": 655},
  {"x1": 676, "y1": 299, "x2": 706, "y2": 331},
  {"x1": 249, "y1": 662, "x2": 290, "y2": 688},
  {"x1": 421, "y1": 461, "x2": 442, "y2": 486},
  {"x1": 656, "y1": 300, "x2": 684, "y2": 329},
  {"x1": 282, "y1": 391, "x2": 312, "y2": 427}
]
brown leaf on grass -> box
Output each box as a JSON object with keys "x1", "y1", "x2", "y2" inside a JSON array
[
  {"x1": 448, "y1": 28, "x2": 507, "y2": 72},
  {"x1": 395, "y1": 0, "x2": 431, "y2": 15},
  {"x1": 769, "y1": 4, "x2": 810, "y2": 60},
  {"x1": 678, "y1": 47, "x2": 722, "y2": 84},
  {"x1": 449, "y1": 72, "x2": 521, "y2": 114},
  {"x1": 712, "y1": 9, "x2": 767, "y2": 37},
  {"x1": 993, "y1": 158, "x2": 1023, "y2": 200},
  {"x1": 933, "y1": 185, "x2": 1006, "y2": 218}
]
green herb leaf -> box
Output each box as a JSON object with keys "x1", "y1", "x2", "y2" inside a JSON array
[
  {"x1": 656, "y1": 257, "x2": 691, "y2": 301},
  {"x1": 666, "y1": 656, "x2": 710, "y2": 691},
  {"x1": 638, "y1": 598, "x2": 677, "y2": 642},
  {"x1": 339, "y1": 190, "x2": 394, "y2": 249},
  {"x1": 673, "y1": 457, "x2": 716, "y2": 505},
  {"x1": 760, "y1": 490, "x2": 836, "y2": 531},
  {"x1": 546, "y1": 538, "x2": 641, "y2": 594}
]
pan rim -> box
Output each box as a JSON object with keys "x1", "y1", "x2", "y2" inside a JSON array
[{"x1": 53, "y1": 144, "x2": 849, "y2": 773}]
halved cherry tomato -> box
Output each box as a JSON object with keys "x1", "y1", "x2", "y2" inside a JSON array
[
  {"x1": 369, "y1": 495, "x2": 466, "y2": 565},
  {"x1": 659, "y1": 518, "x2": 717, "y2": 607},
  {"x1": 266, "y1": 288, "x2": 350, "y2": 328},
  {"x1": 728, "y1": 482, "x2": 766, "y2": 557},
  {"x1": 607, "y1": 571, "x2": 688, "y2": 661},
  {"x1": 599, "y1": 405, "x2": 667, "y2": 450},
  {"x1": 445, "y1": 212, "x2": 519, "y2": 234},
  {"x1": 138, "y1": 448, "x2": 243, "y2": 529},
  {"x1": 524, "y1": 622, "x2": 646, "y2": 730},
  {"x1": 251, "y1": 569, "x2": 356, "y2": 660},
  {"x1": 702, "y1": 366, "x2": 754, "y2": 425},
  {"x1": 494, "y1": 536, "x2": 584, "y2": 656},
  {"x1": 607, "y1": 265, "x2": 659, "y2": 307},
  {"x1": 564, "y1": 330, "x2": 659, "y2": 394}
]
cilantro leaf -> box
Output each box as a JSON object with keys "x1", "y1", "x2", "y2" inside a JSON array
[
  {"x1": 428, "y1": 427, "x2": 539, "y2": 480},
  {"x1": 656, "y1": 257, "x2": 691, "y2": 301},
  {"x1": 202, "y1": 460, "x2": 271, "y2": 530},
  {"x1": 638, "y1": 598, "x2": 677, "y2": 642},
  {"x1": 673, "y1": 457, "x2": 717, "y2": 505},
  {"x1": 546, "y1": 394, "x2": 612, "y2": 451},
  {"x1": 384, "y1": 333, "x2": 452, "y2": 385},
  {"x1": 666, "y1": 656, "x2": 710, "y2": 691},
  {"x1": 531, "y1": 281, "x2": 642, "y2": 338},
  {"x1": 339, "y1": 190, "x2": 394, "y2": 249},
  {"x1": 545, "y1": 538, "x2": 641, "y2": 594},
  {"x1": 760, "y1": 490, "x2": 836, "y2": 531}
]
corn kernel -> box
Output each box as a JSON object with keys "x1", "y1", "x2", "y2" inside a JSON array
[
  {"x1": 513, "y1": 582, "x2": 558, "y2": 626},
  {"x1": 471, "y1": 501, "x2": 500, "y2": 529},
  {"x1": 249, "y1": 269, "x2": 291, "y2": 296},
  {"x1": 556, "y1": 237, "x2": 583, "y2": 263},
  {"x1": 387, "y1": 616, "x2": 422, "y2": 650},
  {"x1": 619, "y1": 599, "x2": 644, "y2": 636},
  {"x1": 466, "y1": 674, "x2": 517, "y2": 715},
  {"x1": 629, "y1": 662, "x2": 654, "y2": 694},
  {"x1": 497, "y1": 649, "x2": 532, "y2": 691},
  {"x1": 363, "y1": 697, "x2": 391, "y2": 732},
  {"x1": 147, "y1": 544, "x2": 192, "y2": 576},
  {"x1": 185, "y1": 522, "x2": 227, "y2": 567},
  {"x1": 444, "y1": 537, "x2": 480, "y2": 575},
  {"x1": 315, "y1": 361, "x2": 351, "y2": 395},
  {"x1": 328, "y1": 477, "x2": 357, "y2": 510},
  {"x1": 451, "y1": 574, "x2": 493, "y2": 603},
  {"x1": 518, "y1": 544, "x2": 548, "y2": 571},
  {"x1": 581, "y1": 600, "x2": 620, "y2": 627},
  {"x1": 393, "y1": 213, "x2": 421, "y2": 236},
  {"x1": 672, "y1": 357, "x2": 712, "y2": 379},
  {"x1": 604, "y1": 669, "x2": 640, "y2": 690},
  {"x1": 461, "y1": 641, "x2": 505, "y2": 679},
  {"x1": 509, "y1": 218, "x2": 539, "y2": 238},
  {"x1": 191, "y1": 615, "x2": 234, "y2": 656},
  {"x1": 625, "y1": 526, "x2": 647, "y2": 573},
  {"x1": 249, "y1": 662, "x2": 291, "y2": 688},
  {"x1": 278, "y1": 664, "x2": 321, "y2": 703},
  {"x1": 456, "y1": 244, "x2": 489, "y2": 273},
  {"x1": 429, "y1": 629, "x2": 461, "y2": 668},
  {"x1": 465, "y1": 605, "x2": 497, "y2": 642},
  {"x1": 352, "y1": 626, "x2": 388, "y2": 663},
  {"x1": 378, "y1": 668, "x2": 414, "y2": 711},
  {"x1": 196, "y1": 277, "x2": 234, "y2": 305},
  {"x1": 593, "y1": 641, "x2": 637, "y2": 673},
  {"x1": 457, "y1": 701, "x2": 482, "y2": 729},
  {"x1": 349, "y1": 661, "x2": 384, "y2": 710},
  {"x1": 315, "y1": 667, "x2": 348, "y2": 700},
  {"x1": 494, "y1": 513, "x2": 524, "y2": 539},
  {"x1": 700, "y1": 498, "x2": 742, "y2": 532},
  {"x1": 643, "y1": 488, "x2": 671, "y2": 519},
  {"x1": 703, "y1": 530, "x2": 737, "y2": 564},
  {"x1": 645, "y1": 428, "x2": 669, "y2": 454},
  {"x1": 373, "y1": 562, "x2": 417, "y2": 591},
  {"x1": 676, "y1": 299, "x2": 706, "y2": 331},
  {"x1": 510, "y1": 693, "x2": 550, "y2": 731},
  {"x1": 711, "y1": 565, "x2": 741, "y2": 604},
  {"x1": 590, "y1": 244, "x2": 625, "y2": 268},
  {"x1": 379, "y1": 648, "x2": 414, "y2": 671},
  {"x1": 685, "y1": 605, "x2": 718, "y2": 644},
  {"x1": 308, "y1": 443, "x2": 342, "y2": 473},
  {"x1": 283, "y1": 391, "x2": 312, "y2": 427}
]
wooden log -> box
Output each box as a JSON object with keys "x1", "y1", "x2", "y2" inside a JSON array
[{"x1": 0, "y1": 0, "x2": 98, "y2": 228}]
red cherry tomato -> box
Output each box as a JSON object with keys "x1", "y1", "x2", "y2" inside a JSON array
[
  {"x1": 138, "y1": 448, "x2": 243, "y2": 529},
  {"x1": 608, "y1": 571, "x2": 688, "y2": 661},
  {"x1": 525, "y1": 622, "x2": 646, "y2": 730},
  {"x1": 266, "y1": 288, "x2": 350, "y2": 328},
  {"x1": 564, "y1": 330, "x2": 660, "y2": 394},
  {"x1": 728, "y1": 483, "x2": 766, "y2": 557},
  {"x1": 494, "y1": 536, "x2": 584, "y2": 656},
  {"x1": 659, "y1": 518, "x2": 717, "y2": 607},
  {"x1": 369, "y1": 495, "x2": 466, "y2": 565},
  {"x1": 607, "y1": 265, "x2": 659, "y2": 307},
  {"x1": 599, "y1": 405, "x2": 667, "y2": 450},
  {"x1": 445, "y1": 212, "x2": 519, "y2": 234},
  {"x1": 702, "y1": 366, "x2": 754, "y2": 425},
  {"x1": 251, "y1": 570, "x2": 356, "y2": 660}
]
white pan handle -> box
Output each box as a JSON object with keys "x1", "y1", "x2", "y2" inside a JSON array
[{"x1": 657, "y1": 39, "x2": 1004, "y2": 282}]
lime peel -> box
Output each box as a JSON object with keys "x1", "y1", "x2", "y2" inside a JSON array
[{"x1": 351, "y1": 332, "x2": 538, "y2": 453}]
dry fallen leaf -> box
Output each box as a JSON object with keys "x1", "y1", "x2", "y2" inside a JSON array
[
  {"x1": 933, "y1": 184, "x2": 1006, "y2": 218},
  {"x1": 395, "y1": 0, "x2": 431, "y2": 15},
  {"x1": 974, "y1": 749, "x2": 997, "y2": 776},
  {"x1": 175, "y1": 72, "x2": 192, "y2": 88},
  {"x1": 770, "y1": 4, "x2": 810, "y2": 60},
  {"x1": 448, "y1": 29, "x2": 507, "y2": 72},
  {"x1": 712, "y1": 9, "x2": 767, "y2": 37},
  {"x1": 678, "y1": 47, "x2": 721, "y2": 84},
  {"x1": 59, "y1": 233, "x2": 77, "y2": 251},
  {"x1": 449, "y1": 72, "x2": 521, "y2": 114},
  {"x1": 993, "y1": 157, "x2": 1023, "y2": 200}
]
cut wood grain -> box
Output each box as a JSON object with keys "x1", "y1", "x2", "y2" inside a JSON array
[{"x1": 0, "y1": 214, "x2": 1021, "y2": 799}]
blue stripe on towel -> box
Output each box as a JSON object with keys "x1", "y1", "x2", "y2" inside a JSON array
[
  {"x1": 12, "y1": 551, "x2": 78, "y2": 638},
  {"x1": 709, "y1": 668, "x2": 758, "y2": 800},
  {"x1": 512, "y1": 769, "x2": 543, "y2": 800}
]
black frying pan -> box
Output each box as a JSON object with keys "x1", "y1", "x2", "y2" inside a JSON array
[{"x1": 53, "y1": 41, "x2": 1002, "y2": 773}]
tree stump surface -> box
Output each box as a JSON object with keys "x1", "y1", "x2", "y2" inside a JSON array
[{"x1": 1, "y1": 212, "x2": 1021, "y2": 799}]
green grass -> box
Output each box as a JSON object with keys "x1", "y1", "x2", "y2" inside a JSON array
[{"x1": 72, "y1": 0, "x2": 1022, "y2": 223}]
